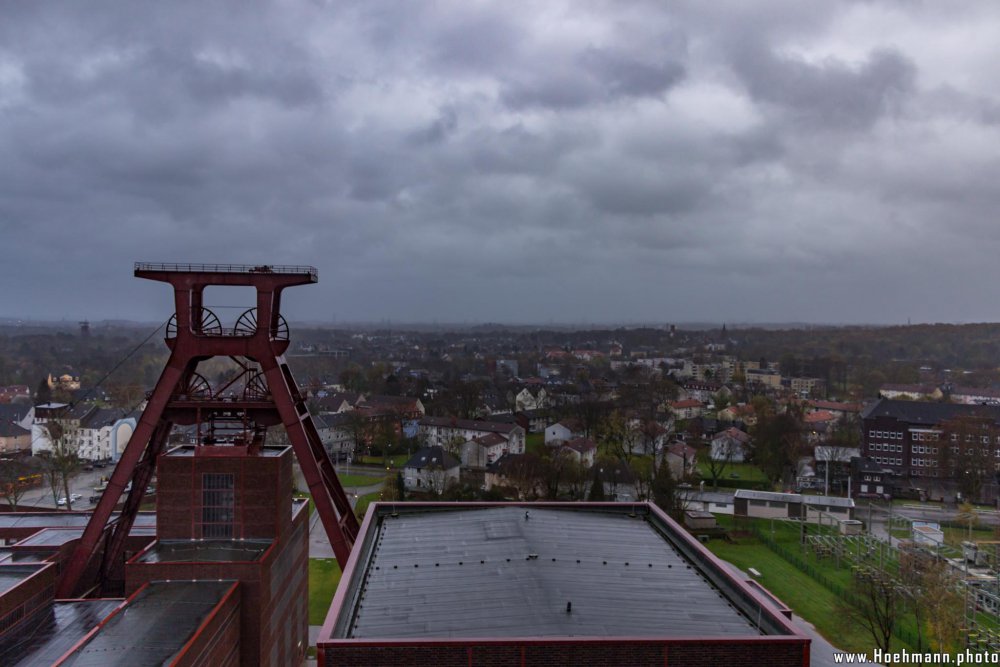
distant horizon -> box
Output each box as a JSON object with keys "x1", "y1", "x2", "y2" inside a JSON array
[{"x1": 2, "y1": 316, "x2": 998, "y2": 332}]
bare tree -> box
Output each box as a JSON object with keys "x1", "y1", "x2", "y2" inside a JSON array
[
  {"x1": 703, "y1": 432, "x2": 737, "y2": 490},
  {"x1": 40, "y1": 421, "x2": 81, "y2": 510},
  {"x1": 898, "y1": 546, "x2": 964, "y2": 652},
  {"x1": 503, "y1": 453, "x2": 546, "y2": 500},
  {"x1": 0, "y1": 457, "x2": 38, "y2": 510},
  {"x1": 838, "y1": 571, "x2": 902, "y2": 654},
  {"x1": 629, "y1": 456, "x2": 655, "y2": 500},
  {"x1": 598, "y1": 411, "x2": 640, "y2": 464},
  {"x1": 939, "y1": 416, "x2": 996, "y2": 502}
]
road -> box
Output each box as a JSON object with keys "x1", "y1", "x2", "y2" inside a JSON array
[
  {"x1": 859, "y1": 500, "x2": 1000, "y2": 547},
  {"x1": 18, "y1": 465, "x2": 124, "y2": 511}
]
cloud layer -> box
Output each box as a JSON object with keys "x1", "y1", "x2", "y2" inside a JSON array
[{"x1": 3, "y1": 1, "x2": 1000, "y2": 325}]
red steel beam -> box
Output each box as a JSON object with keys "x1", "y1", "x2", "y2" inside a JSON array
[{"x1": 56, "y1": 263, "x2": 359, "y2": 597}]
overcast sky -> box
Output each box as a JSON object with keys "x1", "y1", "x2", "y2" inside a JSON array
[{"x1": 3, "y1": 1, "x2": 1000, "y2": 326}]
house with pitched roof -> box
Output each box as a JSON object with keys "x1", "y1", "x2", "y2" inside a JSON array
[
  {"x1": 710, "y1": 427, "x2": 750, "y2": 463},
  {"x1": 559, "y1": 437, "x2": 597, "y2": 468},
  {"x1": 403, "y1": 446, "x2": 460, "y2": 493},
  {"x1": 419, "y1": 417, "x2": 525, "y2": 453}
]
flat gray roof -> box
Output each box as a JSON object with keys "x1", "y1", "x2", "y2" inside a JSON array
[
  {"x1": 59, "y1": 581, "x2": 236, "y2": 666},
  {"x1": 0, "y1": 512, "x2": 156, "y2": 529},
  {"x1": 0, "y1": 600, "x2": 122, "y2": 666},
  {"x1": 137, "y1": 539, "x2": 271, "y2": 563},
  {"x1": 341, "y1": 506, "x2": 763, "y2": 639},
  {"x1": 15, "y1": 526, "x2": 156, "y2": 548},
  {"x1": 165, "y1": 444, "x2": 289, "y2": 457},
  {"x1": 0, "y1": 564, "x2": 45, "y2": 595}
]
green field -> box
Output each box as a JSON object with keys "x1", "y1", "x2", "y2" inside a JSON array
[
  {"x1": 337, "y1": 473, "x2": 386, "y2": 487},
  {"x1": 706, "y1": 538, "x2": 877, "y2": 653},
  {"x1": 357, "y1": 455, "x2": 408, "y2": 468},
  {"x1": 711, "y1": 517, "x2": 935, "y2": 653},
  {"x1": 697, "y1": 460, "x2": 768, "y2": 483},
  {"x1": 308, "y1": 558, "x2": 342, "y2": 625},
  {"x1": 526, "y1": 432, "x2": 545, "y2": 455},
  {"x1": 354, "y1": 490, "x2": 383, "y2": 519}
]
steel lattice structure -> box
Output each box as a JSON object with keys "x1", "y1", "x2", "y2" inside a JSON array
[{"x1": 56, "y1": 263, "x2": 359, "y2": 597}]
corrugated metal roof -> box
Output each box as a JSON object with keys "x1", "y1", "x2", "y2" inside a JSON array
[{"x1": 345, "y1": 507, "x2": 762, "y2": 639}]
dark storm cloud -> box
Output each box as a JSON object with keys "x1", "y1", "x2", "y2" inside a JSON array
[
  {"x1": 729, "y1": 42, "x2": 916, "y2": 130},
  {"x1": 2, "y1": 0, "x2": 1000, "y2": 325}
]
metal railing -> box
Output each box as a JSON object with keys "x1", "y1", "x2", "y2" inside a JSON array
[{"x1": 134, "y1": 262, "x2": 317, "y2": 279}]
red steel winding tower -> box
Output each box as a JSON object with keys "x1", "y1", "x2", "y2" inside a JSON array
[{"x1": 57, "y1": 262, "x2": 359, "y2": 597}]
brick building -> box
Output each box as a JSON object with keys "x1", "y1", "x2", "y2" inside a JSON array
[
  {"x1": 317, "y1": 502, "x2": 810, "y2": 667},
  {"x1": 861, "y1": 398, "x2": 1000, "y2": 500}
]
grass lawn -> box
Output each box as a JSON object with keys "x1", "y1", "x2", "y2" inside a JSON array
[
  {"x1": 714, "y1": 517, "x2": 934, "y2": 653},
  {"x1": 358, "y1": 455, "x2": 408, "y2": 468},
  {"x1": 354, "y1": 490, "x2": 383, "y2": 519},
  {"x1": 941, "y1": 524, "x2": 997, "y2": 546},
  {"x1": 706, "y1": 537, "x2": 894, "y2": 654},
  {"x1": 526, "y1": 432, "x2": 545, "y2": 455},
  {"x1": 337, "y1": 473, "x2": 386, "y2": 487},
  {"x1": 308, "y1": 558, "x2": 342, "y2": 625},
  {"x1": 697, "y1": 460, "x2": 768, "y2": 483}
]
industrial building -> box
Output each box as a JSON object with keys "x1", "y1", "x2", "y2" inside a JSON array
[
  {"x1": 318, "y1": 502, "x2": 810, "y2": 667},
  {"x1": 0, "y1": 264, "x2": 810, "y2": 665},
  {"x1": 0, "y1": 443, "x2": 308, "y2": 666}
]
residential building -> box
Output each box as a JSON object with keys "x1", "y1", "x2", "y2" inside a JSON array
[
  {"x1": 402, "y1": 446, "x2": 461, "y2": 493},
  {"x1": 710, "y1": 427, "x2": 750, "y2": 463},
  {"x1": 460, "y1": 433, "x2": 513, "y2": 470},
  {"x1": 745, "y1": 368, "x2": 782, "y2": 388},
  {"x1": 663, "y1": 442, "x2": 698, "y2": 479},
  {"x1": 543, "y1": 419, "x2": 582, "y2": 445},
  {"x1": 668, "y1": 399, "x2": 703, "y2": 420},
  {"x1": 0, "y1": 420, "x2": 30, "y2": 455},
  {"x1": 419, "y1": 417, "x2": 525, "y2": 453},
  {"x1": 790, "y1": 377, "x2": 826, "y2": 397},
  {"x1": 558, "y1": 437, "x2": 597, "y2": 468}
]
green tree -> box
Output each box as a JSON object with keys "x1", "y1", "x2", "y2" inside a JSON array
[
  {"x1": 587, "y1": 464, "x2": 606, "y2": 501},
  {"x1": 749, "y1": 399, "x2": 802, "y2": 488},
  {"x1": 651, "y1": 457, "x2": 680, "y2": 520},
  {"x1": 35, "y1": 378, "x2": 52, "y2": 405},
  {"x1": 598, "y1": 411, "x2": 639, "y2": 464}
]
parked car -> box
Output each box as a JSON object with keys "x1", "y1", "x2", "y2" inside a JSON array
[{"x1": 57, "y1": 497, "x2": 67, "y2": 506}]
